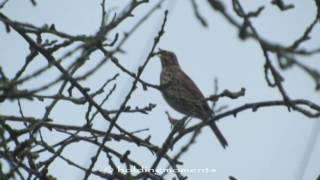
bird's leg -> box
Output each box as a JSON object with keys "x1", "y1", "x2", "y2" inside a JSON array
[{"x1": 165, "y1": 111, "x2": 192, "y2": 133}]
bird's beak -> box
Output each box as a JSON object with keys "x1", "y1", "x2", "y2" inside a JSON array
[
  {"x1": 156, "y1": 48, "x2": 164, "y2": 57},
  {"x1": 157, "y1": 48, "x2": 167, "y2": 60},
  {"x1": 158, "y1": 47, "x2": 164, "y2": 52}
]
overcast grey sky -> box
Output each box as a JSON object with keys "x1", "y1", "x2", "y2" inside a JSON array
[{"x1": 1, "y1": 0, "x2": 319, "y2": 179}]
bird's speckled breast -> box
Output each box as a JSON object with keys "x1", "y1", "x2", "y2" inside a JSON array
[
  {"x1": 160, "y1": 68, "x2": 173, "y2": 85},
  {"x1": 160, "y1": 66, "x2": 197, "y2": 116}
]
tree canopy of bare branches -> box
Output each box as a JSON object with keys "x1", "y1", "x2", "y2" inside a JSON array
[{"x1": 1, "y1": 0, "x2": 320, "y2": 179}]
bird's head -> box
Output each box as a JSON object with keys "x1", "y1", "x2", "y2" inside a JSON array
[{"x1": 157, "y1": 48, "x2": 180, "y2": 68}]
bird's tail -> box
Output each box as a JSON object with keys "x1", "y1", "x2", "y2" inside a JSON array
[{"x1": 209, "y1": 122, "x2": 228, "y2": 149}]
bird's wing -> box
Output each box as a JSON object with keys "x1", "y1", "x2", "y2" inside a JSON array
[
  {"x1": 177, "y1": 70, "x2": 206, "y2": 100},
  {"x1": 176, "y1": 70, "x2": 212, "y2": 116}
]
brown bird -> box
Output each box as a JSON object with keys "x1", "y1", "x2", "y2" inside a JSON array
[{"x1": 157, "y1": 49, "x2": 228, "y2": 148}]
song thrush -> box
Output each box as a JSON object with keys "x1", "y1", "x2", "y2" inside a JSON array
[{"x1": 157, "y1": 49, "x2": 228, "y2": 148}]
